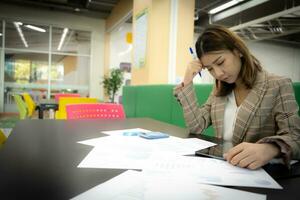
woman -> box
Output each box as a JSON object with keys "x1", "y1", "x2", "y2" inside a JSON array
[{"x1": 174, "y1": 25, "x2": 300, "y2": 170}]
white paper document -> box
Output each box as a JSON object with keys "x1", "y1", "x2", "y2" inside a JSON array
[
  {"x1": 71, "y1": 170, "x2": 266, "y2": 200},
  {"x1": 102, "y1": 128, "x2": 151, "y2": 136},
  {"x1": 77, "y1": 129, "x2": 216, "y2": 169},
  {"x1": 143, "y1": 154, "x2": 282, "y2": 189},
  {"x1": 77, "y1": 128, "x2": 151, "y2": 146},
  {"x1": 78, "y1": 136, "x2": 154, "y2": 169},
  {"x1": 77, "y1": 128, "x2": 281, "y2": 189},
  {"x1": 78, "y1": 135, "x2": 215, "y2": 169},
  {"x1": 78, "y1": 128, "x2": 216, "y2": 154}
]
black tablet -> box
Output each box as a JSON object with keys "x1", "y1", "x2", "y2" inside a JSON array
[{"x1": 195, "y1": 142, "x2": 233, "y2": 160}]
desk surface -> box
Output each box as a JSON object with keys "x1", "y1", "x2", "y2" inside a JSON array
[{"x1": 0, "y1": 118, "x2": 299, "y2": 199}]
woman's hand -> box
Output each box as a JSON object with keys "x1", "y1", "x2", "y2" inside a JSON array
[
  {"x1": 223, "y1": 142, "x2": 280, "y2": 170},
  {"x1": 183, "y1": 60, "x2": 203, "y2": 85}
]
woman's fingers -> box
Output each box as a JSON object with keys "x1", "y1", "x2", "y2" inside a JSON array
[
  {"x1": 237, "y1": 155, "x2": 256, "y2": 168},
  {"x1": 230, "y1": 148, "x2": 251, "y2": 166},
  {"x1": 183, "y1": 60, "x2": 203, "y2": 85},
  {"x1": 225, "y1": 143, "x2": 280, "y2": 170},
  {"x1": 224, "y1": 142, "x2": 245, "y2": 162},
  {"x1": 247, "y1": 161, "x2": 261, "y2": 170},
  {"x1": 190, "y1": 60, "x2": 203, "y2": 72}
]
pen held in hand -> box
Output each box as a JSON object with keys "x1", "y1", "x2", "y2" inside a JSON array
[{"x1": 189, "y1": 47, "x2": 202, "y2": 77}]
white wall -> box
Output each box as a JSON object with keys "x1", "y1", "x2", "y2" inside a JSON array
[
  {"x1": 0, "y1": 4, "x2": 105, "y2": 99},
  {"x1": 247, "y1": 41, "x2": 300, "y2": 82},
  {"x1": 109, "y1": 23, "x2": 132, "y2": 69},
  {"x1": 109, "y1": 22, "x2": 132, "y2": 102}
]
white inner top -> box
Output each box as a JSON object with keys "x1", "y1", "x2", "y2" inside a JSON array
[{"x1": 223, "y1": 91, "x2": 241, "y2": 141}]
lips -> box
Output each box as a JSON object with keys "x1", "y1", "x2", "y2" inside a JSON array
[{"x1": 221, "y1": 77, "x2": 229, "y2": 81}]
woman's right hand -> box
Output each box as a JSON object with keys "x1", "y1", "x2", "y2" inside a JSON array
[{"x1": 183, "y1": 60, "x2": 203, "y2": 85}]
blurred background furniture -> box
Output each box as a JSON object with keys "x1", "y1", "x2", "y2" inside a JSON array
[
  {"x1": 55, "y1": 97, "x2": 98, "y2": 119},
  {"x1": 0, "y1": 129, "x2": 7, "y2": 147},
  {"x1": 22, "y1": 93, "x2": 37, "y2": 118},
  {"x1": 37, "y1": 99, "x2": 59, "y2": 119},
  {"x1": 66, "y1": 103, "x2": 125, "y2": 120},
  {"x1": 13, "y1": 94, "x2": 28, "y2": 120},
  {"x1": 54, "y1": 93, "x2": 81, "y2": 102}
]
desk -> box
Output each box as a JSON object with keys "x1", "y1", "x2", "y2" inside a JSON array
[
  {"x1": 0, "y1": 118, "x2": 299, "y2": 199},
  {"x1": 37, "y1": 99, "x2": 58, "y2": 119}
]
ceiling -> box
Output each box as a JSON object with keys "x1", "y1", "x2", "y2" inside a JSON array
[
  {"x1": 195, "y1": 0, "x2": 300, "y2": 45},
  {"x1": 0, "y1": 0, "x2": 120, "y2": 19},
  {"x1": 0, "y1": 0, "x2": 299, "y2": 44}
]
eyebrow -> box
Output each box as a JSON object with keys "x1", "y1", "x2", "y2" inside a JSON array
[{"x1": 203, "y1": 56, "x2": 222, "y2": 68}]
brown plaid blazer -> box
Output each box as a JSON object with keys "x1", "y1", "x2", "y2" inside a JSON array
[{"x1": 174, "y1": 70, "x2": 300, "y2": 160}]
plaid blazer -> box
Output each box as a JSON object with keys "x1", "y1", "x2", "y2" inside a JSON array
[{"x1": 174, "y1": 70, "x2": 300, "y2": 160}]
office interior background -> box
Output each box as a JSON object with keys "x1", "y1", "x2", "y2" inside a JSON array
[{"x1": 0, "y1": 0, "x2": 299, "y2": 113}]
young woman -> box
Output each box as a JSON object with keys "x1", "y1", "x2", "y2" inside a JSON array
[{"x1": 174, "y1": 25, "x2": 300, "y2": 170}]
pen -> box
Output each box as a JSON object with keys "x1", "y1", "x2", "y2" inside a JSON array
[{"x1": 189, "y1": 47, "x2": 201, "y2": 77}]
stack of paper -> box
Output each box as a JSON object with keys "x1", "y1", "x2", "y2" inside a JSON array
[
  {"x1": 74, "y1": 128, "x2": 282, "y2": 199},
  {"x1": 71, "y1": 170, "x2": 267, "y2": 200},
  {"x1": 77, "y1": 128, "x2": 216, "y2": 169}
]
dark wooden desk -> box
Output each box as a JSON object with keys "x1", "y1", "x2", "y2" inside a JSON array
[
  {"x1": 37, "y1": 99, "x2": 58, "y2": 119},
  {"x1": 0, "y1": 118, "x2": 299, "y2": 200}
]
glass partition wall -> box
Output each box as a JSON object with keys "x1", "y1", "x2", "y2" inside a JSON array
[
  {"x1": 0, "y1": 21, "x2": 3, "y2": 112},
  {"x1": 0, "y1": 20, "x2": 91, "y2": 112}
]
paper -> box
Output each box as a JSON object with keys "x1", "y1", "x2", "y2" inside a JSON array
[
  {"x1": 77, "y1": 128, "x2": 150, "y2": 146},
  {"x1": 77, "y1": 135, "x2": 215, "y2": 169},
  {"x1": 78, "y1": 128, "x2": 216, "y2": 155},
  {"x1": 143, "y1": 154, "x2": 282, "y2": 189},
  {"x1": 78, "y1": 136, "x2": 153, "y2": 169},
  {"x1": 77, "y1": 129, "x2": 216, "y2": 169},
  {"x1": 77, "y1": 128, "x2": 280, "y2": 189},
  {"x1": 102, "y1": 128, "x2": 151, "y2": 136},
  {"x1": 71, "y1": 170, "x2": 266, "y2": 200}
]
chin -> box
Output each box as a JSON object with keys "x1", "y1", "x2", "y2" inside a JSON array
[
  {"x1": 223, "y1": 79, "x2": 234, "y2": 84},
  {"x1": 226, "y1": 80, "x2": 235, "y2": 84},
  {"x1": 225, "y1": 76, "x2": 238, "y2": 84}
]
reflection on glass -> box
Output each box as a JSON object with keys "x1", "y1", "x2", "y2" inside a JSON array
[
  {"x1": 5, "y1": 21, "x2": 49, "y2": 51},
  {"x1": 5, "y1": 52, "x2": 48, "y2": 84},
  {"x1": 4, "y1": 52, "x2": 49, "y2": 111},
  {"x1": 0, "y1": 20, "x2": 2, "y2": 47},
  {"x1": 51, "y1": 54, "x2": 90, "y2": 97},
  {"x1": 1, "y1": 20, "x2": 92, "y2": 113},
  {"x1": 52, "y1": 27, "x2": 91, "y2": 54}
]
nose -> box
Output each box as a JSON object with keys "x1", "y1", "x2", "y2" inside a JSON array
[{"x1": 214, "y1": 67, "x2": 225, "y2": 79}]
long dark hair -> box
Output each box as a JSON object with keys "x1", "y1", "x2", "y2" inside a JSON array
[{"x1": 195, "y1": 25, "x2": 262, "y2": 96}]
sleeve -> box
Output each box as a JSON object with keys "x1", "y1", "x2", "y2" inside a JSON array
[
  {"x1": 258, "y1": 78, "x2": 300, "y2": 163},
  {"x1": 173, "y1": 82, "x2": 213, "y2": 134}
]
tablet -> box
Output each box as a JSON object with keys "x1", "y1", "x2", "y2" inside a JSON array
[
  {"x1": 195, "y1": 146, "x2": 225, "y2": 160},
  {"x1": 195, "y1": 143, "x2": 232, "y2": 161}
]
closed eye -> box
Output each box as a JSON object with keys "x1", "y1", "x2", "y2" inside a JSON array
[{"x1": 217, "y1": 60, "x2": 224, "y2": 66}]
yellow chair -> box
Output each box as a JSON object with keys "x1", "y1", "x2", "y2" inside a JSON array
[
  {"x1": 0, "y1": 129, "x2": 7, "y2": 146},
  {"x1": 0, "y1": 128, "x2": 13, "y2": 147},
  {"x1": 22, "y1": 93, "x2": 37, "y2": 117},
  {"x1": 55, "y1": 97, "x2": 98, "y2": 119},
  {"x1": 13, "y1": 94, "x2": 28, "y2": 120}
]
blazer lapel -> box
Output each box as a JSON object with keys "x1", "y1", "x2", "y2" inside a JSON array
[{"x1": 232, "y1": 71, "x2": 268, "y2": 145}]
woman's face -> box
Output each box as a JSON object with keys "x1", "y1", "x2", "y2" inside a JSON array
[{"x1": 200, "y1": 50, "x2": 242, "y2": 84}]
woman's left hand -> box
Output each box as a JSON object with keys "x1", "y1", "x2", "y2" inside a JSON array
[{"x1": 223, "y1": 142, "x2": 280, "y2": 170}]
